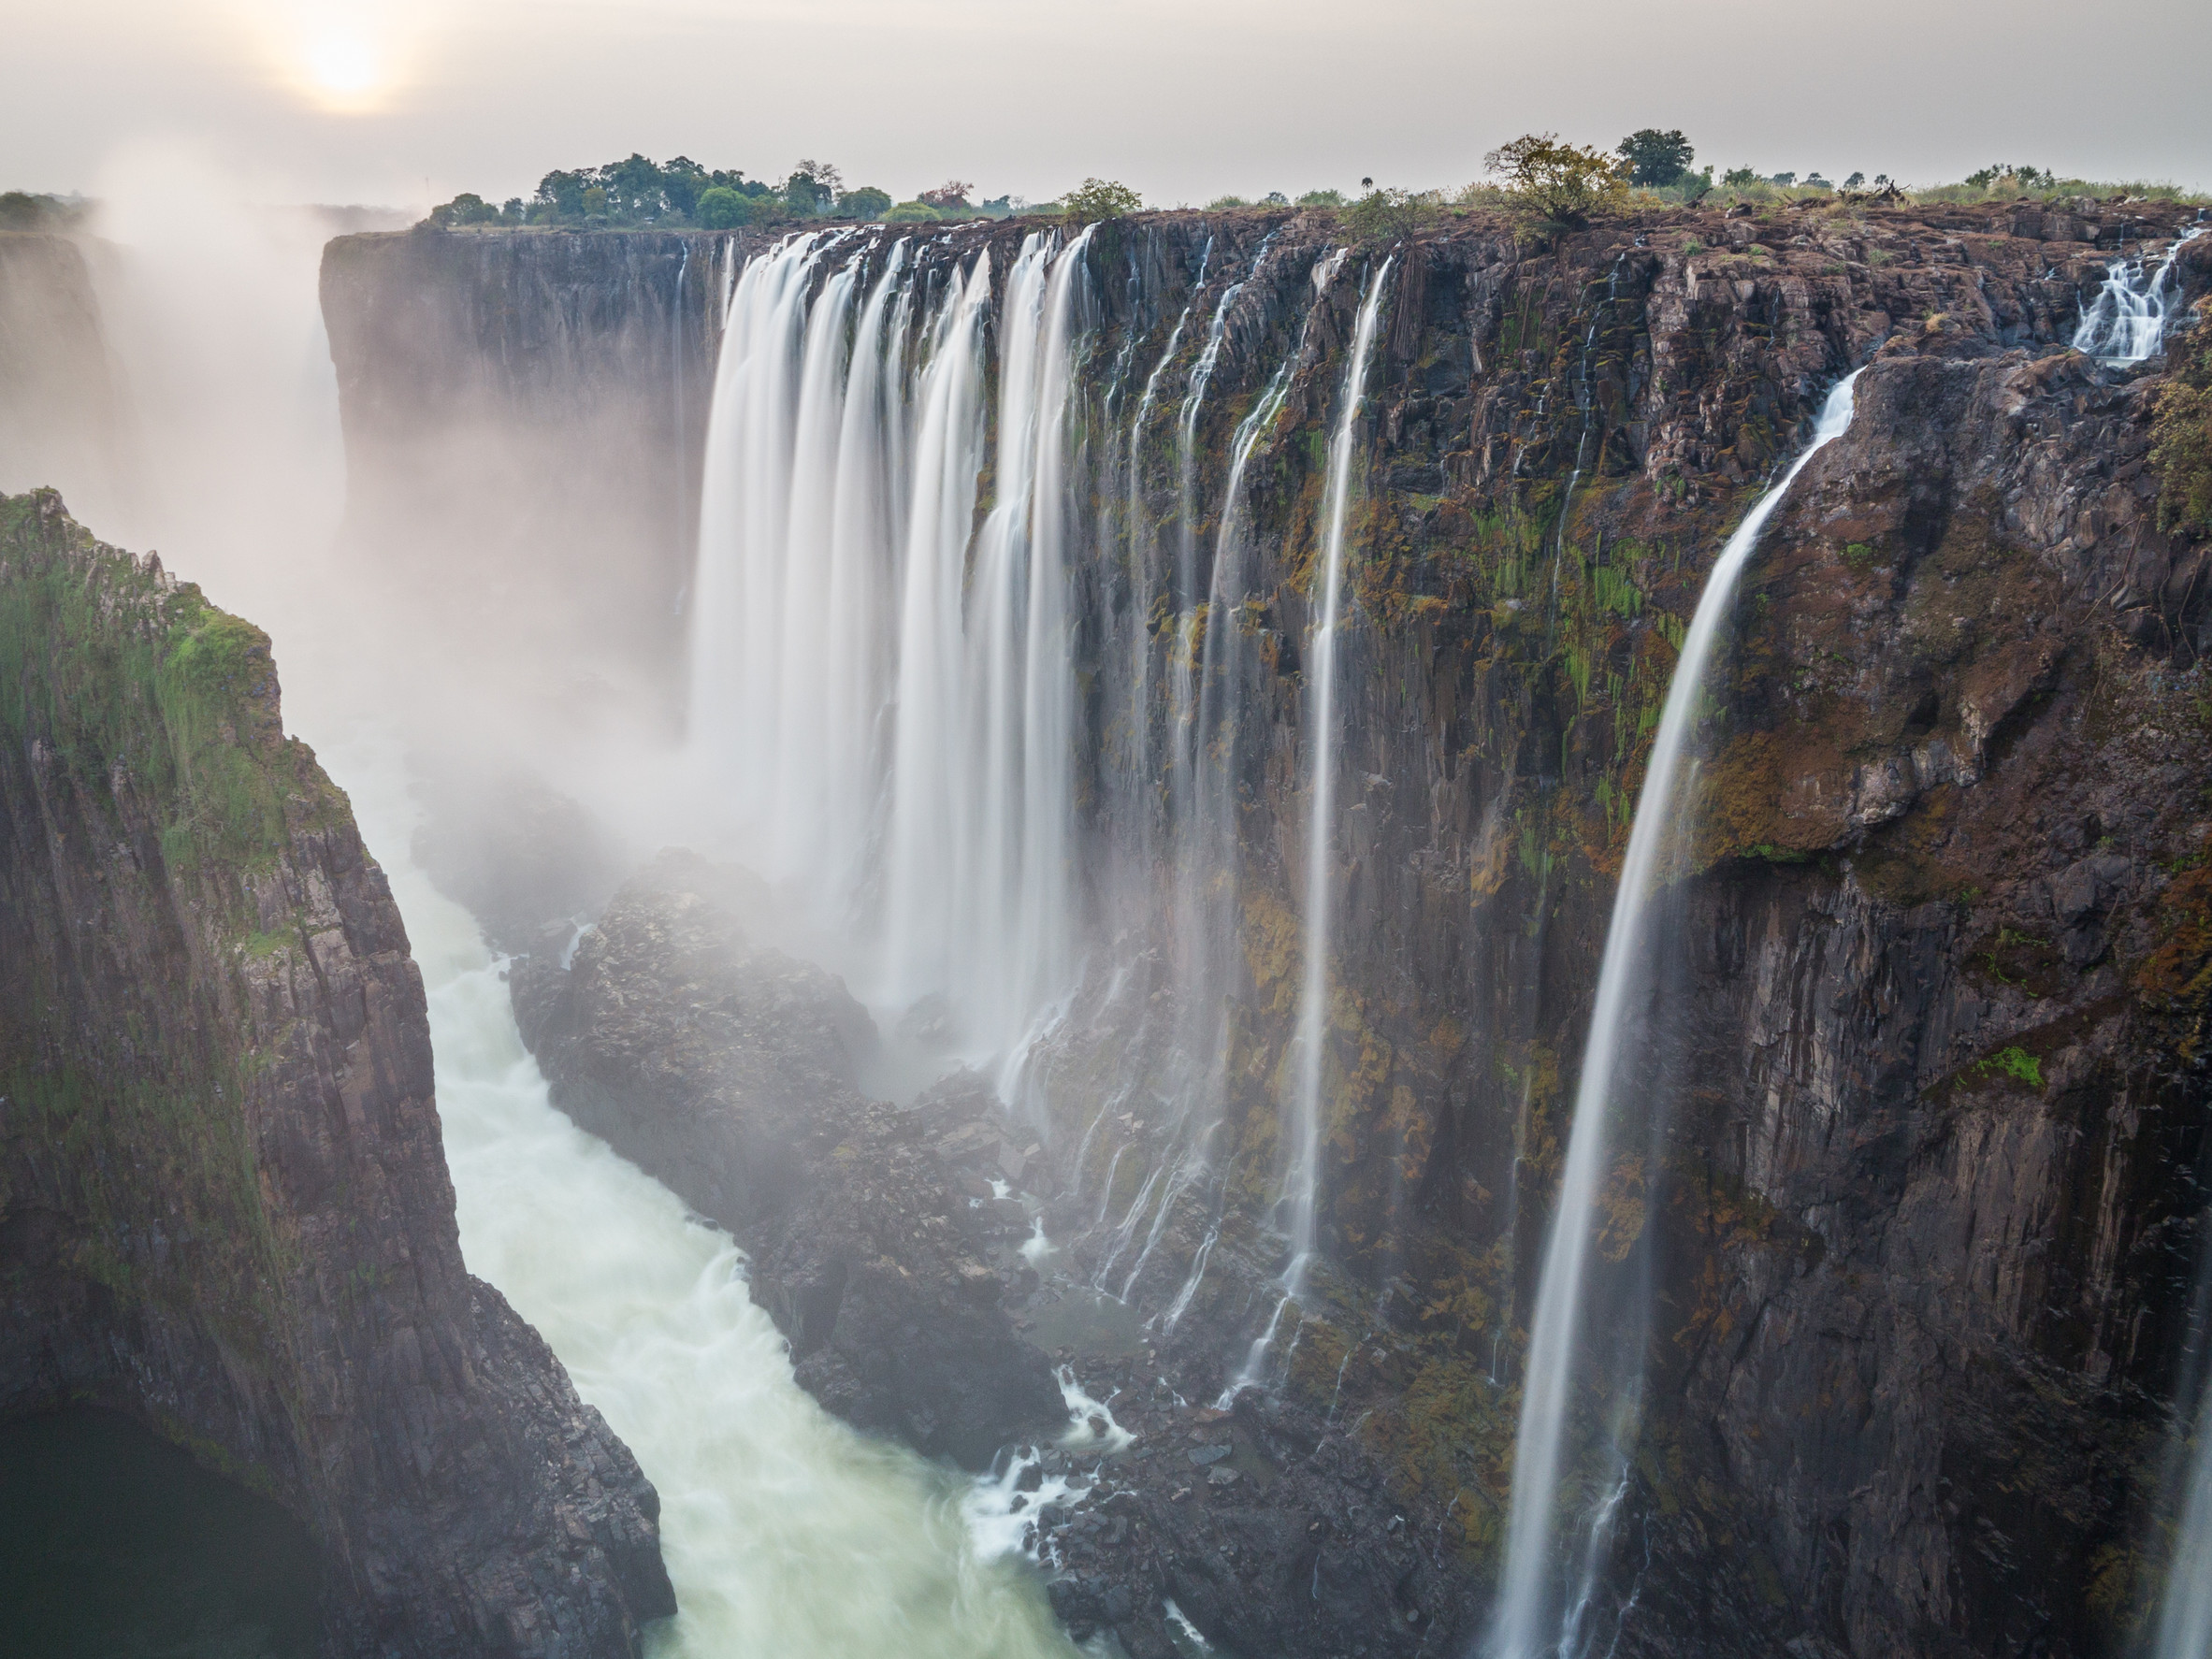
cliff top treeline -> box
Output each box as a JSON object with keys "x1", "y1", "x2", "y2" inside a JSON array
[{"x1": 416, "y1": 140, "x2": 2207, "y2": 240}]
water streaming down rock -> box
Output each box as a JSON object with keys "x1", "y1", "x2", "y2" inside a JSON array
[
  {"x1": 2073, "y1": 225, "x2": 2205, "y2": 362},
  {"x1": 1229, "y1": 255, "x2": 1394, "y2": 1392},
  {"x1": 688, "y1": 227, "x2": 1092, "y2": 1055},
  {"x1": 2153, "y1": 1387, "x2": 2212, "y2": 1659},
  {"x1": 1485, "y1": 369, "x2": 1865, "y2": 1659}
]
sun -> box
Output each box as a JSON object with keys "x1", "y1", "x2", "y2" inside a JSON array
[
  {"x1": 306, "y1": 34, "x2": 379, "y2": 99},
  {"x1": 282, "y1": 22, "x2": 394, "y2": 113}
]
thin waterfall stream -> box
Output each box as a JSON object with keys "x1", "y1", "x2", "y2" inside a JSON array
[
  {"x1": 1229, "y1": 253, "x2": 1393, "y2": 1395},
  {"x1": 1486, "y1": 369, "x2": 1864, "y2": 1658}
]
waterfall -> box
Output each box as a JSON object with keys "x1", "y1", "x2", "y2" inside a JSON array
[
  {"x1": 1485, "y1": 369, "x2": 1864, "y2": 1658},
  {"x1": 2073, "y1": 226, "x2": 2204, "y2": 362},
  {"x1": 688, "y1": 227, "x2": 1092, "y2": 1055},
  {"x1": 1227, "y1": 254, "x2": 1392, "y2": 1393},
  {"x1": 2153, "y1": 1385, "x2": 2212, "y2": 1659}
]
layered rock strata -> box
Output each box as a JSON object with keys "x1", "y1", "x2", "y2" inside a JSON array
[{"x1": 0, "y1": 489, "x2": 675, "y2": 1656}]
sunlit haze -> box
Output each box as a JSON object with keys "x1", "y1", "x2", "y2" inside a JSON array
[{"x1": 4, "y1": 0, "x2": 2208, "y2": 209}]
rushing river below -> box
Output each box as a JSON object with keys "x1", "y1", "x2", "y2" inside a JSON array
[{"x1": 337, "y1": 732, "x2": 1086, "y2": 1658}]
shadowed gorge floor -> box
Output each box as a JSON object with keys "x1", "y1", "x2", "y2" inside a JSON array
[{"x1": 0, "y1": 1408, "x2": 322, "y2": 1659}]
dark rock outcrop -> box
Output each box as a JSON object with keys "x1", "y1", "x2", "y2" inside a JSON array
[
  {"x1": 512, "y1": 850, "x2": 1065, "y2": 1465},
  {"x1": 0, "y1": 489, "x2": 675, "y2": 1656}
]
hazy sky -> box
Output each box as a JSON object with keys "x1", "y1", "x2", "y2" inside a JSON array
[{"x1": 7, "y1": 0, "x2": 2209, "y2": 210}]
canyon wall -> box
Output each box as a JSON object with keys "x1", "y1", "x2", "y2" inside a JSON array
[
  {"x1": 0, "y1": 488, "x2": 674, "y2": 1655},
  {"x1": 320, "y1": 228, "x2": 729, "y2": 725},
  {"x1": 323, "y1": 203, "x2": 2212, "y2": 1657}
]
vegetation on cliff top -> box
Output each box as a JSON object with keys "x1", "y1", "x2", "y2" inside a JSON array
[{"x1": 424, "y1": 152, "x2": 1033, "y2": 231}]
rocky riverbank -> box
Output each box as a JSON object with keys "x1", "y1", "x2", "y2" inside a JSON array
[{"x1": 510, "y1": 851, "x2": 1066, "y2": 1466}]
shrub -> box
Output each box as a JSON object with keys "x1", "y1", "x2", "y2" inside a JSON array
[
  {"x1": 1484, "y1": 134, "x2": 1628, "y2": 225},
  {"x1": 696, "y1": 187, "x2": 754, "y2": 229},
  {"x1": 835, "y1": 186, "x2": 892, "y2": 220},
  {"x1": 1297, "y1": 188, "x2": 1345, "y2": 207},
  {"x1": 1617, "y1": 128, "x2": 1694, "y2": 188},
  {"x1": 883, "y1": 200, "x2": 943, "y2": 223},
  {"x1": 1722, "y1": 166, "x2": 1761, "y2": 188},
  {"x1": 918, "y1": 180, "x2": 975, "y2": 211},
  {"x1": 1063, "y1": 178, "x2": 1142, "y2": 225},
  {"x1": 2153, "y1": 337, "x2": 2212, "y2": 536},
  {"x1": 1207, "y1": 195, "x2": 1251, "y2": 209},
  {"x1": 1345, "y1": 186, "x2": 1444, "y2": 244}
]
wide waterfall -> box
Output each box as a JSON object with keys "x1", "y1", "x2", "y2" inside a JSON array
[
  {"x1": 688, "y1": 226, "x2": 1092, "y2": 1058},
  {"x1": 2073, "y1": 225, "x2": 2205, "y2": 362},
  {"x1": 1486, "y1": 370, "x2": 1865, "y2": 1659}
]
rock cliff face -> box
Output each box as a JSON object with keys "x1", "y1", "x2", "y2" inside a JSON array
[
  {"x1": 319, "y1": 228, "x2": 730, "y2": 723},
  {"x1": 0, "y1": 489, "x2": 675, "y2": 1655},
  {"x1": 511, "y1": 851, "x2": 1065, "y2": 1465},
  {"x1": 324, "y1": 200, "x2": 2212, "y2": 1657},
  {"x1": 0, "y1": 231, "x2": 130, "y2": 503}
]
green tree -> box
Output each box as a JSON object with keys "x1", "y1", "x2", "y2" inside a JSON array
[
  {"x1": 883, "y1": 200, "x2": 942, "y2": 222},
  {"x1": 1297, "y1": 188, "x2": 1345, "y2": 207},
  {"x1": 660, "y1": 156, "x2": 708, "y2": 217},
  {"x1": 1484, "y1": 134, "x2": 1628, "y2": 225},
  {"x1": 1617, "y1": 128, "x2": 1694, "y2": 187},
  {"x1": 1062, "y1": 178, "x2": 1142, "y2": 225},
  {"x1": 835, "y1": 185, "x2": 892, "y2": 220},
  {"x1": 428, "y1": 192, "x2": 501, "y2": 228},
  {"x1": 1723, "y1": 166, "x2": 1760, "y2": 187},
  {"x1": 1344, "y1": 186, "x2": 1443, "y2": 244},
  {"x1": 696, "y1": 187, "x2": 754, "y2": 229}
]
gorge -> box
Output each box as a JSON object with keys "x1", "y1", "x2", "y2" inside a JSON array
[{"x1": 4, "y1": 182, "x2": 2210, "y2": 1659}]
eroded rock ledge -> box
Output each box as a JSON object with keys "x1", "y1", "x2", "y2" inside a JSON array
[
  {"x1": 0, "y1": 489, "x2": 674, "y2": 1656},
  {"x1": 511, "y1": 850, "x2": 1065, "y2": 1465}
]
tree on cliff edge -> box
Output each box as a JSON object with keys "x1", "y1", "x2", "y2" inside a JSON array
[
  {"x1": 1485, "y1": 135, "x2": 1627, "y2": 226},
  {"x1": 1617, "y1": 129, "x2": 1694, "y2": 188}
]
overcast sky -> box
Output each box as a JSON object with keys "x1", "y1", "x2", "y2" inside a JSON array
[{"x1": 7, "y1": 0, "x2": 2209, "y2": 211}]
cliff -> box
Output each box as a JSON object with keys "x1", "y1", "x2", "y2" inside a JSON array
[
  {"x1": 319, "y1": 228, "x2": 730, "y2": 725},
  {"x1": 322, "y1": 199, "x2": 2212, "y2": 1658},
  {"x1": 0, "y1": 489, "x2": 675, "y2": 1654},
  {"x1": 0, "y1": 232, "x2": 131, "y2": 505}
]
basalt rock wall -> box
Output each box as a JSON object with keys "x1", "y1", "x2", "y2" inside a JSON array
[
  {"x1": 322, "y1": 202, "x2": 2212, "y2": 1657},
  {"x1": 0, "y1": 489, "x2": 675, "y2": 1655},
  {"x1": 320, "y1": 228, "x2": 735, "y2": 723}
]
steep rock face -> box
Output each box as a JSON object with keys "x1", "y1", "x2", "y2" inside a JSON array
[
  {"x1": 319, "y1": 227, "x2": 733, "y2": 722},
  {"x1": 511, "y1": 851, "x2": 1065, "y2": 1465},
  {"x1": 0, "y1": 231, "x2": 130, "y2": 502},
  {"x1": 0, "y1": 490, "x2": 675, "y2": 1655},
  {"x1": 322, "y1": 202, "x2": 2212, "y2": 1657}
]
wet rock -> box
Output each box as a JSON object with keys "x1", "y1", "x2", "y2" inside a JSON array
[{"x1": 513, "y1": 850, "x2": 1062, "y2": 1465}]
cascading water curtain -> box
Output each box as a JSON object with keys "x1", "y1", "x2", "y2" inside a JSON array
[{"x1": 687, "y1": 227, "x2": 1093, "y2": 1055}]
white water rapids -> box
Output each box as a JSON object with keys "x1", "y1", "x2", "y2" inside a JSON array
[
  {"x1": 1485, "y1": 370, "x2": 1864, "y2": 1659},
  {"x1": 330, "y1": 732, "x2": 1085, "y2": 1659}
]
